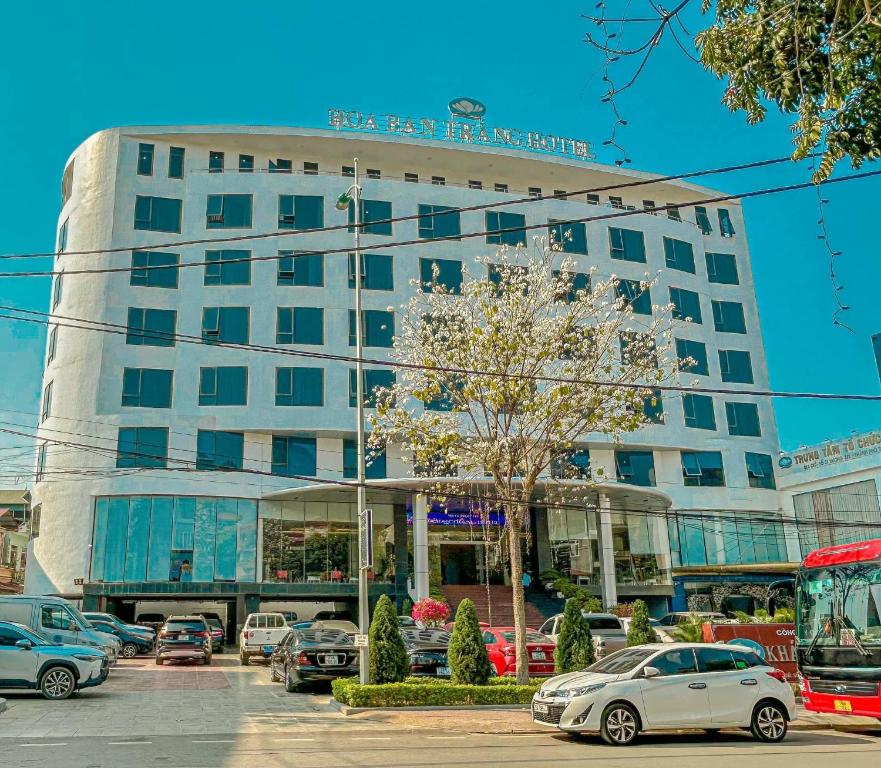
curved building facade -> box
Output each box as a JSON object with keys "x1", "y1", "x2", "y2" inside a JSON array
[{"x1": 26, "y1": 125, "x2": 794, "y2": 623}]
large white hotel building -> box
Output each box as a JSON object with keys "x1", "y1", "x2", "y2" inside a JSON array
[{"x1": 25, "y1": 116, "x2": 795, "y2": 629}]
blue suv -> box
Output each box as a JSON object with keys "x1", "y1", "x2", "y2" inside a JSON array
[{"x1": 0, "y1": 621, "x2": 108, "y2": 699}]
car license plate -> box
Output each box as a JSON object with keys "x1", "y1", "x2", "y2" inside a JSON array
[
  {"x1": 532, "y1": 651, "x2": 546, "y2": 660},
  {"x1": 323, "y1": 654, "x2": 342, "y2": 665},
  {"x1": 437, "y1": 666, "x2": 451, "y2": 676},
  {"x1": 180, "y1": 635, "x2": 191, "y2": 641},
  {"x1": 834, "y1": 699, "x2": 853, "y2": 712},
  {"x1": 263, "y1": 645, "x2": 275, "y2": 654},
  {"x1": 533, "y1": 702, "x2": 549, "y2": 714}
]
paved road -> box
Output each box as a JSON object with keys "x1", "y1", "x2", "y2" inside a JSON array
[{"x1": 3, "y1": 727, "x2": 881, "y2": 768}]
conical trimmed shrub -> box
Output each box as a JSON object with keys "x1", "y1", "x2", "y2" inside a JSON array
[
  {"x1": 368, "y1": 594, "x2": 409, "y2": 684},
  {"x1": 626, "y1": 599, "x2": 659, "y2": 646},
  {"x1": 447, "y1": 598, "x2": 493, "y2": 685},
  {"x1": 555, "y1": 598, "x2": 596, "y2": 673}
]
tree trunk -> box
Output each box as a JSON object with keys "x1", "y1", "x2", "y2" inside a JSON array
[{"x1": 507, "y1": 512, "x2": 530, "y2": 685}]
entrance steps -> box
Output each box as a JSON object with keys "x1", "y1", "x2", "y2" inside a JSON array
[{"x1": 440, "y1": 585, "x2": 552, "y2": 628}]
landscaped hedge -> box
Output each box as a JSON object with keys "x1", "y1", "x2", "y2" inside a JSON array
[{"x1": 332, "y1": 676, "x2": 540, "y2": 708}]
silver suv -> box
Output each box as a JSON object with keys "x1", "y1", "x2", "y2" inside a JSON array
[
  {"x1": 0, "y1": 620, "x2": 109, "y2": 699},
  {"x1": 539, "y1": 612, "x2": 628, "y2": 657}
]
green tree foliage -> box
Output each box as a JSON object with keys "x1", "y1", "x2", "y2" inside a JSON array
[
  {"x1": 626, "y1": 599, "x2": 659, "y2": 646},
  {"x1": 447, "y1": 598, "x2": 493, "y2": 685},
  {"x1": 555, "y1": 599, "x2": 596, "y2": 673},
  {"x1": 698, "y1": 0, "x2": 881, "y2": 178},
  {"x1": 368, "y1": 594, "x2": 409, "y2": 684},
  {"x1": 671, "y1": 615, "x2": 706, "y2": 643}
]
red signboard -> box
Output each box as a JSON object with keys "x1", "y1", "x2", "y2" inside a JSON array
[{"x1": 702, "y1": 623, "x2": 797, "y2": 681}]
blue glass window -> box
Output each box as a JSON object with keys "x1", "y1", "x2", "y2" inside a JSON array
[
  {"x1": 552, "y1": 270, "x2": 590, "y2": 303},
  {"x1": 276, "y1": 307, "x2": 323, "y2": 345},
  {"x1": 486, "y1": 211, "x2": 527, "y2": 246},
  {"x1": 205, "y1": 250, "x2": 250, "y2": 285},
  {"x1": 202, "y1": 307, "x2": 250, "y2": 344},
  {"x1": 238, "y1": 154, "x2": 254, "y2": 172},
  {"x1": 669, "y1": 286, "x2": 702, "y2": 323},
  {"x1": 52, "y1": 273, "x2": 63, "y2": 309},
  {"x1": 349, "y1": 252, "x2": 393, "y2": 290},
  {"x1": 126, "y1": 308, "x2": 176, "y2": 347},
  {"x1": 615, "y1": 279, "x2": 651, "y2": 315},
  {"x1": 168, "y1": 147, "x2": 185, "y2": 179},
  {"x1": 695, "y1": 206, "x2": 713, "y2": 235},
  {"x1": 548, "y1": 220, "x2": 588, "y2": 254},
  {"x1": 419, "y1": 258, "x2": 463, "y2": 294},
  {"x1": 209, "y1": 151, "x2": 224, "y2": 173},
  {"x1": 122, "y1": 368, "x2": 173, "y2": 408},
  {"x1": 705, "y1": 252, "x2": 739, "y2": 284},
  {"x1": 206, "y1": 194, "x2": 252, "y2": 229},
  {"x1": 276, "y1": 367, "x2": 324, "y2": 406},
  {"x1": 609, "y1": 227, "x2": 646, "y2": 262},
  {"x1": 271, "y1": 436, "x2": 317, "y2": 476},
  {"x1": 683, "y1": 394, "x2": 716, "y2": 430},
  {"x1": 47, "y1": 325, "x2": 57, "y2": 363},
  {"x1": 643, "y1": 389, "x2": 664, "y2": 423},
  {"x1": 277, "y1": 251, "x2": 323, "y2": 286},
  {"x1": 278, "y1": 195, "x2": 324, "y2": 230},
  {"x1": 682, "y1": 451, "x2": 725, "y2": 487},
  {"x1": 712, "y1": 300, "x2": 746, "y2": 333},
  {"x1": 348, "y1": 199, "x2": 392, "y2": 235},
  {"x1": 131, "y1": 251, "x2": 179, "y2": 289},
  {"x1": 199, "y1": 366, "x2": 248, "y2": 406},
  {"x1": 196, "y1": 430, "x2": 244, "y2": 470},
  {"x1": 726, "y1": 401, "x2": 761, "y2": 436},
  {"x1": 718, "y1": 208, "x2": 736, "y2": 237},
  {"x1": 746, "y1": 452, "x2": 775, "y2": 489},
  {"x1": 551, "y1": 448, "x2": 591, "y2": 479},
  {"x1": 343, "y1": 439, "x2": 387, "y2": 479},
  {"x1": 615, "y1": 450, "x2": 656, "y2": 486},
  {"x1": 349, "y1": 310, "x2": 394, "y2": 347},
  {"x1": 663, "y1": 237, "x2": 695, "y2": 273},
  {"x1": 418, "y1": 205, "x2": 461, "y2": 239},
  {"x1": 269, "y1": 158, "x2": 292, "y2": 173},
  {"x1": 137, "y1": 143, "x2": 154, "y2": 176},
  {"x1": 41, "y1": 381, "x2": 52, "y2": 422},
  {"x1": 349, "y1": 369, "x2": 395, "y2": 407},
  {"x1": 57, "y1": 219, "x2": 68, "y2": 253},
  {"x1": 719, "y1": 349, "x2": 753, "y2": 383},
  {"x1": 676, "y1": 338, "x2": 709, "y2": 376},
  {"x1": 116, "y1": 427, "x2": 168, "y2": 468},
  {"x1": 134, "y1": 195, "x2": 182, "y2": 233}
]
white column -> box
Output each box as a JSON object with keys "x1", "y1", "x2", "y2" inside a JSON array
[
  {"x1": 597, "y1": 493, "x2": 617, "y2": 609},
  {"x1": 413, "y1": 493, "x2": 429, "y2": 600}
]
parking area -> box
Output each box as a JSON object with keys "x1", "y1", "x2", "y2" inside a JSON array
[{"x1": 0, "y1": 653, "x2": 378, "y2": 739}]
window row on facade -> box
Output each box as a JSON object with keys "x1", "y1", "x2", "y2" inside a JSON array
[{"x1": 130, "y1": 142, "x2": 737, "y2": 239}]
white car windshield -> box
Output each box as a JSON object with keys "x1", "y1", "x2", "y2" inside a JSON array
[{"x1": 587, "y1": 647, "x2": 656, "y2": 674}]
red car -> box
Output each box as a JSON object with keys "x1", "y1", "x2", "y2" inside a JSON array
[{"x1": 482, "y1": 627, "x2": 556, "y2": 678}]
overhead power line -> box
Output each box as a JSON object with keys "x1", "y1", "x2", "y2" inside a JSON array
[
  {"x1": 4, "y1": 306, "x2": 881, "y2": 401},
  {"x1": 0, "y1": 152, "x2": 814, "y2": 262},
  {"x1": 3, "y1": 168, "x2": 881, "y2": 280}
]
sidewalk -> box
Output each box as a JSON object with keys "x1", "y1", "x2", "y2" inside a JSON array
[{"x1": 345, "y1": 704, "x2": 881, "y2": 734}]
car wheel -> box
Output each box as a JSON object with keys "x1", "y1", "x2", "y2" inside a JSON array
[
  {"x1": 284, "y1": 665, "x2": 300, "y2": 693},
  {"x1": 751, "y1": 702, "x2": 787, "y2": 743},
  {"x1": 600, "y1": 703, "x2": 640, "y2": 746},
  {"x1": 121, "y1": 643, "x2": 138, "y2": 659},
  {"x1": 40, "y1": 666, "x2": 76, "y2": 700},
  {"x1": 240, "y1": 652, "x2": 249, "y2": 666}
]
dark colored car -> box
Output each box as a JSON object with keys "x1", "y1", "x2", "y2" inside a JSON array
[
  {"x1": 401, "y1": 628, "x2": 452, "y2": 677},
  {"x1": 204, "y1": 617, "x2": 225, "y2": 653},
  {"x1": 87, "y1": 619, "x2": 154, "y2": 658},
  {"x1": 398, "y1": 616, "x2": 417, "y2": 627},
  {"x1": 136, "y1": 613, "x2": 167, "y2": 633},
  {"x1": 269, "y1": 628, "x2": 358, "y2": 691},
  {"x1": 155, "y1": 616, "x2": 212, "y2": 666}
]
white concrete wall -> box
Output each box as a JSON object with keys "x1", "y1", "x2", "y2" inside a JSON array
[{"x1": 26, "y1": 126, "x2": 783, "y2": 596}]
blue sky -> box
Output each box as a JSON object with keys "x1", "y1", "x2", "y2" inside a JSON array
[{"x1": 0, "y1": 0, "x2": 878, "y2": 474}]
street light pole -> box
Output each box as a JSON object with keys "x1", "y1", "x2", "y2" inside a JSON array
[{"x1": 352, "y1": 159, "x2": 370, "y2": 685}]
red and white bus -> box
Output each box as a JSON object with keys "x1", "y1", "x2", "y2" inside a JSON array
[{"x1": 796, "y1": 539, "x2": 881, "y2": 718}]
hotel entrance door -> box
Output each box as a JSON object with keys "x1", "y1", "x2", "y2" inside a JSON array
[{"x1": 440, "y1": 543, "x2": 478, "y2": 585}]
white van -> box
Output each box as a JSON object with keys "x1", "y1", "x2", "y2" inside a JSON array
[{"x1": 0, "y1": 596, "x2": 119, "y2": 662}]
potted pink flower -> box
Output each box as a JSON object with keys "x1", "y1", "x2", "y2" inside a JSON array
[{"x1": 411, "y1": 597, "x2": 450, "y2": 628}]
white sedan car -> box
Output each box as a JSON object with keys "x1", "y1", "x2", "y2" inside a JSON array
[{"x1": 532, "y1": 643, "x2": 795, "y2": 746}]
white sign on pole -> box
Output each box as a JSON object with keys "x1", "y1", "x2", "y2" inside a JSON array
[
  {"x1": 354, "y1": 633, "x2": 369, "y2": 647},
  {"x1": 359, "y1": 508, "x2": 373, "y2": 570}
]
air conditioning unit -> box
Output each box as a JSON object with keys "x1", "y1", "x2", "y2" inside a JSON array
[{"x1": 207, "y1": 213, "x2": 224, "y2": 223}]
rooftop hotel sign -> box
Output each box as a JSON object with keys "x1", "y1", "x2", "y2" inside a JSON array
[{"x1": 327, "y1": 98, "x2": 595, "y2": 162}]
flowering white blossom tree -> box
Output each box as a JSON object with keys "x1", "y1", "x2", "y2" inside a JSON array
[{"x1": 369, "y1": 239, "x2": 683, "y2": 684}]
